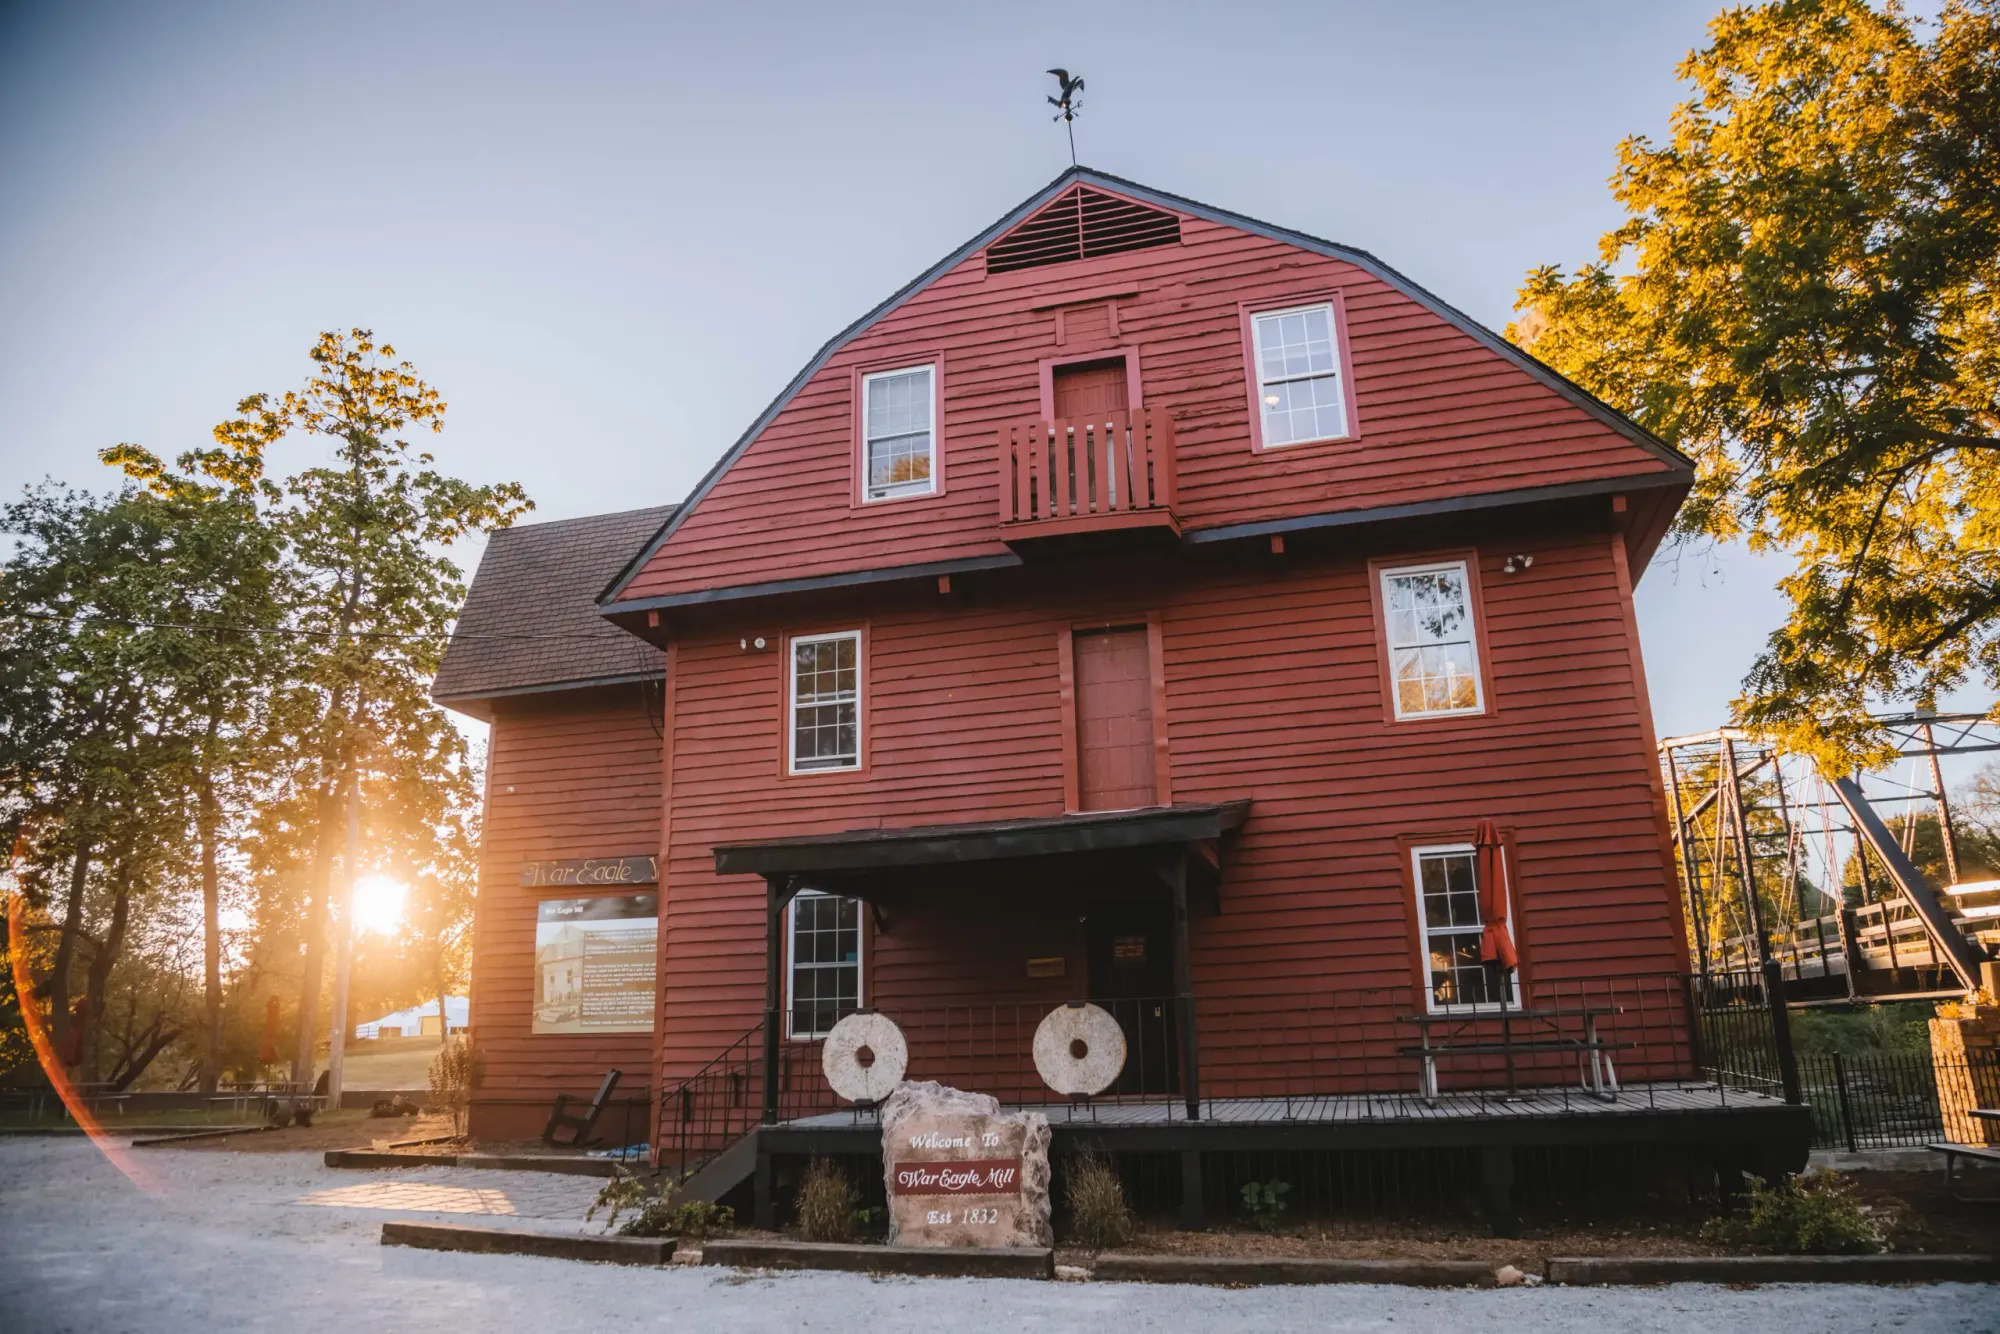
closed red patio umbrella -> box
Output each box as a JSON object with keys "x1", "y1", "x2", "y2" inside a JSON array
[{"x1": 1474, "y1": 820, "x2": 1519, "y2": 971}]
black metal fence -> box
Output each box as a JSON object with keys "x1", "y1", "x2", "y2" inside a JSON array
[{"x1": 1799, "y1": 1049, "x2": 2000, "y2": 1151}]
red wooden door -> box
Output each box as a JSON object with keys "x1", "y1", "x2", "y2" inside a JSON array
[
  {"x1": 1074, "y1": 627, "x2": 1156, "y2": 811},
  {"x1": 1052, "y1": 358, "x2": 1129, "y2": 420}
]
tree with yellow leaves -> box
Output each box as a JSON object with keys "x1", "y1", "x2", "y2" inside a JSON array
[{"x1": 1512, "y1": 0, "x2": 1999, "y2": 771}]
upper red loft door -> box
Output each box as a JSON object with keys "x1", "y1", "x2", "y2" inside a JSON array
[{"x1": 1052, "y1": 358, "x2": 1129, "y2": 419}]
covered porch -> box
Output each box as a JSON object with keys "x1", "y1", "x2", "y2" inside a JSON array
[
  {"x1": 681, "y1": 804, "x2": 1812, "y2": 1232},
  {"x1": 716, "y1": 801, "x2": 1253, "y2": 1137}
]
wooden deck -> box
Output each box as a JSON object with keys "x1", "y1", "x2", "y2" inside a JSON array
[
  {"x1": 782, "y1": 1079, "x2": 1792, "y2": 1131},
  {"x1": 754, "y1": 1079, "x2": 1811, "y2": 1234}
]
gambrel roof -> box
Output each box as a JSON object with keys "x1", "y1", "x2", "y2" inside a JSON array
[{"x1": 600, "y1": 166, "x2": 1691, "y2": 613}]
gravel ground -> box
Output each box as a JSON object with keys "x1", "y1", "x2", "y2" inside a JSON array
[{"x1": 1, "y1": 1138, "x2": 1993, "y2": 1333}]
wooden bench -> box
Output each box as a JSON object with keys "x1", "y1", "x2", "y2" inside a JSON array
[{"x1": 1398, "y1": 1005, "x2": 1630, "y2": 1103}]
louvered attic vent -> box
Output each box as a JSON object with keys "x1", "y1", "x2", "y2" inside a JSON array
[{"x1": 985, "y1": 186, "x2": 1182, "y2": 274}]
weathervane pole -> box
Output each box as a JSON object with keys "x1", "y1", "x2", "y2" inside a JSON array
[{"x1": 1047, "y1": 69, "x2": 1084, "y2": 167}]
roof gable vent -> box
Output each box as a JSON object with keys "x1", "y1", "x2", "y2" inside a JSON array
[{"x1": 985, "y1": 186, "x2": 1181, "y2": 274}]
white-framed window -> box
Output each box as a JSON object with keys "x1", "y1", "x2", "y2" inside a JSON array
[
  {"x1": 787, "y1": 890, "x2": 863, "y2": 1039},
  {"x1": 1411, "y1": 844, "x2": 1518, "y2": 1012},
  {"x1": 1250, "y1": 302, "x2": 1349, "y2": 446},
  {"x1": 789, "y1": 630, "x2": 861, "y2": 773},
  {"x1": 861, "y1": 364, "x2": 937, "y2": 500},
  {"x1": 1380, "y1": 560, "x2": 1484, "y2": 719}
]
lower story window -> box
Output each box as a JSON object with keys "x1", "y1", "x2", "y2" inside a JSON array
[
  {"x1": 1412, "y1": 844, "x2": 1517, "y2": 1010},
  {"x1": 788, "y1": 890, "x2": 862, "y2": 1038}
]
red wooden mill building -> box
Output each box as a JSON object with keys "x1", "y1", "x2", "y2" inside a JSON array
[{"x1": 435, "y1": 168, "x2": 1809, "y2": 1232}]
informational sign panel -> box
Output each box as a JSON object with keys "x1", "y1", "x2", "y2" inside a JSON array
[
  {"x1": 531, "y1": 894, "x2": 657, "y2": 1034},
  {"x1": 881, "y1": 1082, "x2": 1051, "y2": 1248}
]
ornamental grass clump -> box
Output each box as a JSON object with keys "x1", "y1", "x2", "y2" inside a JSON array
[
  {"x1": 1063, "y1": 1153, "x2": 1135, "y2": 1251},
  {"x1": 1699, "y1": 1169, "x2": 1881, "y2": 1255},
  {"x1": 427, "y1": 1036, "x2": 485, "y2": 1139},
  {"x1": 795, "y1": 1158, "x2": 862, "y2": 1243}
]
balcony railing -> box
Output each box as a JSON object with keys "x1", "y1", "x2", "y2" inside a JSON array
[{"x1": 999, "y1": 406, "x2": 1179, "y2": 542}]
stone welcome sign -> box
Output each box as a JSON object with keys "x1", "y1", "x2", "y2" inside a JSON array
[{"x1": 880, "y1": 1081, "x2": 1051, "y2": 1248}]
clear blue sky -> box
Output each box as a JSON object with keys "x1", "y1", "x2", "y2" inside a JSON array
[{"x1": 0, "y1": 0, "x2": 1892, "y2": 743}]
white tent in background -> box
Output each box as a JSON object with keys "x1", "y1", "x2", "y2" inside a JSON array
[{"x1": 355, "y1": 996, "x2": 469, "y2": 1040}]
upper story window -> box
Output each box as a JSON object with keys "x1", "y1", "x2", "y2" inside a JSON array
[
  {"x1": 861, "y1": 365, "x2": 936, "y2": 501},
  {"x1": 789, "y1": 630, "x2": 861, "y2": 772},
  {"x1": 1411, "y1": 844, "x2": 1518, "y2": 1011},
  {"x1": 787, "y1": 889, "x2": 862, "y2": 1038},
  {"x1": 1251, "y1": 302, "x2": 1349, "y2": 446},
  {"x1": 1381, "y1": 560, "x2": 1484, "y2": 719}
]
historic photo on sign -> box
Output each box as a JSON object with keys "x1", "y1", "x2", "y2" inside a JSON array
[{"x1": 531, "y1": 894, "x2": 657, "y2": 1034}]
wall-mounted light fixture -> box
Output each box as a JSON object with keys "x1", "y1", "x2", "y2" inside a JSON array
[
  {"x1": 1502, "y1": 554, "x2": 1535, "y2": 575},
  {"x1": 739, "y1": 636, "x2": 769, "y2": 651}
]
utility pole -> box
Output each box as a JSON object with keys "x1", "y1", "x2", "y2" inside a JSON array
[{"x1": 325, "y1": 781, "x2": 361, "y2": 1105}]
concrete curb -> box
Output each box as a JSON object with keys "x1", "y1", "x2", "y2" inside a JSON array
[
  {"x1": 1092, "y1": 1254, "x2": 1497, "y2": 1287},
  {"x1": 323, "y1": 1148, "x2": 623, "y2": 1176},
  {"x1": 129, "y1": 1125, "x2": 272, "y2": 1147},
  {"x1": 381, "y1": 1221, "x2": 674, "y2": 1266},
  {"x1": 457, "y1": 1153, "x2": 622, "y2": 1177},
  {"x1": 701, "y1": 1239, "x2": 1055, "y2": 1279},
  {"x1": 1808, "y1": 1148, "x2": 1940, "y2": 1174},
  {"x1": 1545, "y1": 1254, "x2": 1999, "y2": 1285},
  {"x1": 325, "y1": 1150, "x2": 460, "y2": 1169}
]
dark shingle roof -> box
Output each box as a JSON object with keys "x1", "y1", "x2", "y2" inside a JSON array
[{"x1": 433, "y1": 505, "x2": 673, "y2": 715}]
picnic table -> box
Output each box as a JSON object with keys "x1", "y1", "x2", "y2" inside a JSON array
[
  {"x1": 65, "y1": 1083, "x2": 131, "y2": 1118},
  {"x1": 1930, "y1": 1111, "x2": 2000, "y2": 1202},
  {"x1": 1397, "y1": 1004, "x2": 1629, "y2": 1103},
  {"x1": 209, "y1": 1081, "x2": 323, "y2": 1119}
]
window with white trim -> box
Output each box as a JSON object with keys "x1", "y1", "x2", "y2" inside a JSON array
[
  {"x1": 789, "y1": 630, "x2": 860, "y2": 772},
  {"x1": 1411, "y1": 844, "x2": 1518, "y2": 1011},
  {"x1": 861, "y1": 364, "x2": 936, "y2": 500},
  {"x1": 787, "y1": 890, "x2": 862, "y2": 1038},
  {"x1": 1380, "y1": 560, "x2": 1484, "y2": 718},
  {"x1": 1250, "y1": 302, "x2": 1348, "y2": 446}
]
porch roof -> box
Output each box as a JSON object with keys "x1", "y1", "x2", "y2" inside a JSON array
[{"x1": 712, "y1": 800, "x2": 1251, "y2": 878}]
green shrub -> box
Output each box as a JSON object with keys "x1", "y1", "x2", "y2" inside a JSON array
[
  {"x1": 1062, "y1": 1153, "x2": 1134, "y2": 1251},
  {"x1": 588, "y1": 1172, "x2": 735, "y2": 1239},
  {"x1": 795, "y1": 1158, "x2": 861, "y2": 1243},
  {"x1": 630, "y1": 1199, "x2": 735, "y2": 1240},
  {"x1": 1241, "y1": 1179, "x2": 1291, "y2": 1232},
  {"x1": 1699, "y1": 1169, "x2": 1880, "y2": 1254}
]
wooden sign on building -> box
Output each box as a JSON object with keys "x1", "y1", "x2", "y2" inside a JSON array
[{"x1": 520, "y1": 855, "x2": 659, "y2": 889}]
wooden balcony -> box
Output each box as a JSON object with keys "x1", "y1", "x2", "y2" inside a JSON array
[{"x1": 998, "y1": 407, "x2": 1179, "y2": 547}]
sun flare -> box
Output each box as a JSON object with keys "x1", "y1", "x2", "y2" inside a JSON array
[{"x1": 350, "y1": 876, "x2": 407, "y2": 937}]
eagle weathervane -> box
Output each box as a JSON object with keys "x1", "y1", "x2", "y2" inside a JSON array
[{"x1": 1047, "y1": 68, "x2": 1084, "y2": 165}]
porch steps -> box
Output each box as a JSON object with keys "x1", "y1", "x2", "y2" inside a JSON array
[{"x1": 670, "y1": 1127, "x2": 760, "y2": 1204}]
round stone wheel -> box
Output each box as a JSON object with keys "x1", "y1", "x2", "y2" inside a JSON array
[
  {"x1": 1032, "y1": 1002, "x2": 1127, "y2": 1096},
  {"x1": 820, "y1": 1011, "x2": 908, "y2": 1103}
]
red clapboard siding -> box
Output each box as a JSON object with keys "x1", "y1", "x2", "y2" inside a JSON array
[
  {"x1": 467, "y1": 684, "x2": 663, "y2": 1140},
  {"x1": 653, "y1": 533, "x2": 1685, "y2": 1100},
  {"x1": 619, "y1": 204, "x2": 1671, "y2": 603}
]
